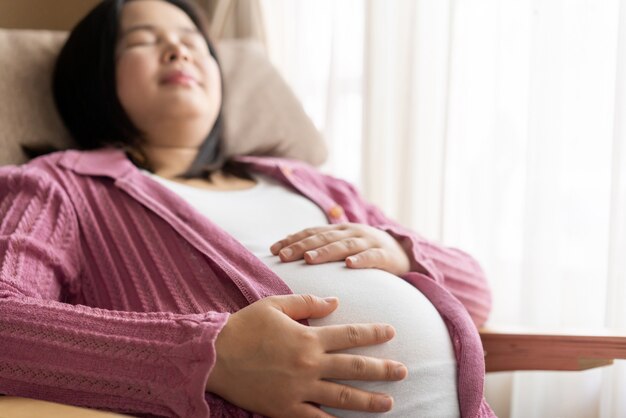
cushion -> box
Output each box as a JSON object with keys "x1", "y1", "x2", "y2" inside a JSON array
[{"x1": 0, "y1": 29, "x2": 327, "y2": 167}]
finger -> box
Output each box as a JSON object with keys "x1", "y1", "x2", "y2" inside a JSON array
[
  {"x1": 311, "y1": 381, "x2": 394, "y2": 413},
  {"x1": 278, "y1": 230, "x2": 353, "y2": 262},
  {"x1": 346, "y1": 248, "x2": 387, "y2": 269},
  {"x1": 302, "y1": 238, "x2": 371, "y2": 264},
  {"x1": 321, "y1": 354, "x2": 408, "y2": 381},
  {"x1": 270, "y1": 225, "x2": 345, "y2": 255},
  {"x1": 269, "y1": 294, "x2": 340, "y2": 321},
  {"x1": 317, "y1": 323, "x2": 395, "y2": 351}
]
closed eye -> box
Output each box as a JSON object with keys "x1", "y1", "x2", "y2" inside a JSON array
[
  {"x1": 181, "y1": 33, "x2": 207, "y2": 50},
  {"x1": 126, "y1": 37, "x2": 157, "y2": 48},
  {"x1": 123, "y1": 28, "x2": 158, "y2": 48}
]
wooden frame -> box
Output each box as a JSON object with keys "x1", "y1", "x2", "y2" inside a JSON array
[
  {"x1": 481, "y1": 327, "x2": 626, "y2": 372},
  {"x1": 0, "y1": 396, "x2": 129, "y2": 418}
]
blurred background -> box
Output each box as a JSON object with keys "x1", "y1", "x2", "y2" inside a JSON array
[{"x1": 2, "y1": 0, "x2": 625, "y2": 416}]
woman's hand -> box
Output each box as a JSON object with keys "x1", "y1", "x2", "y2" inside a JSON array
[
  {"x1": 205, "y1": 295, "x2": 407, "y2": 418},
  {"x1": 270, "y1": 223, "x2": 411, "y2": 276}
]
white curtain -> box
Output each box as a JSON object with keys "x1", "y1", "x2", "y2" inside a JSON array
[{"x1": 261, "y1": 0, "x2": 626, "y2": 416}]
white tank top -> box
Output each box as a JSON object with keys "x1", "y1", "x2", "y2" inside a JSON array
[{"x1": 145, "y1": 171, "x2": 460, "y2": 418}]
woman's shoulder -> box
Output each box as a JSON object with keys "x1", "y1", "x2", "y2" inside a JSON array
[
  {"x1": 232, "y1": 155, "x2": 363, "y2": 203},
  {"x1": 233, "y1": 155, "x2": 340, "y2": 182},
  {"x1": 0, "y1": 151, "x2": 75, "y2": 206},
  {"x1": 232, "y1": 154, "x2": 315, "y2": 172},
  {"x1": 0, "y1": 149, "x2": 68, "y2": 182},
  {"x1": 2, "y1": 148, "x2": 130, "y2": 178},
  {"x1": 0, "y1": 148, "x2": 129, "y2": 196}
]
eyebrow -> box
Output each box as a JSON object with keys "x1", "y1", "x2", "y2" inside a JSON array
[{"x1": 119, "y1": 24, "x2": 200, "y2": 38}]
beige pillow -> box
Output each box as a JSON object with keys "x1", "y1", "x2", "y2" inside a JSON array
[{"x1": 0, "y1": 29, "x2": 327, "y2": 167}]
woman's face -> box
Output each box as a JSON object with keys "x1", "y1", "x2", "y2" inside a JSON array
[{"x1": 115, "y1": 0, "x2": 221, "y2": 147}]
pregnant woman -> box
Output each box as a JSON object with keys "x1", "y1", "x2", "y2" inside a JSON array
[{"x1": 0, "y1": 0, "x2": 494, "y2": 417}]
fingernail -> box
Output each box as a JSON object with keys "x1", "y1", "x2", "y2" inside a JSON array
[
  {"x1": 347, "y1": 256, "x2": 356, "y2": 264},
  {"x1": 307, "y1": 250, "x2": 318, "y2": 260},
  {"x1": 394, "y1": 365, "x2": 407, "y2": 379},
  {"x1": 324, "y1": 296, "x2": 338, "y2": 303},
  {"x1": 385, "y1": 325, "x2": 395, "y2": 339},
  {"x1": 377, "y1": 396, "x2": 393, "y2": 411},
  {"x1": 281, "y1": 248, "x2": 293, "y2": 258}
]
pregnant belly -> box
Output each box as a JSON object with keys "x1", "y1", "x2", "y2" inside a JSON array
[{"x1": 259, "y1": 256, "x2": 460, "y2": 418}]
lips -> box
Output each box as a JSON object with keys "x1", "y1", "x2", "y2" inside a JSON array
[{"x1": 160, "y1": 70, "x2": 198, "y2": 86}]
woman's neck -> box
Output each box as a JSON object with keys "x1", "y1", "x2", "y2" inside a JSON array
[
  {"x1": 138, "y1": 116, "x2": 213, "y2": 179},
  {"x1": 141, "y1": 144, "x2": 198, "y2": 179},
  {"x1": 140, "y1": 144, "x2": 257, "y2": 191}
]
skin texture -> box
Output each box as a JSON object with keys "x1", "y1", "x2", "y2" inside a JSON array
[{"x1": 115, "y1": 1, "x2": 410, "y2": 416}]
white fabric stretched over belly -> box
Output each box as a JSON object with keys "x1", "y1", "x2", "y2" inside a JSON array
[
  {"x1": 260, "y1": 256, "x2": 459, "y2": 418},
  {"x1": 145, "y1": 171, "x2": 460, "y2": 417}
]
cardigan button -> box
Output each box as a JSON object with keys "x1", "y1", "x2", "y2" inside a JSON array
[{"x1": 328, "y1": 205, "x2": 344, "y2": 220}]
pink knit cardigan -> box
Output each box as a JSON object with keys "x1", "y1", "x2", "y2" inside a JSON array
[{"x1": 0, "y1": 149, "x2": 495, "y2": 417}]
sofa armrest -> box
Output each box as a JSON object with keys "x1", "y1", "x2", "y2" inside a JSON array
[
  {"x1": 0, "y1": 396, "x2": 132, "y2": 418},
  {"x1": 480, "y1": 326, "x2": 626, "y2": 372}
]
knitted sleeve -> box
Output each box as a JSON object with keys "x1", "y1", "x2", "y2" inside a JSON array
[
  {"x1": 328, "y1": 177, "x2": 492, "y2": 327},
  {"x1": 0, "y1": 166, "x2": 227, "y2": 418}
]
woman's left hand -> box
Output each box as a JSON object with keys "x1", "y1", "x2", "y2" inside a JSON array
[{"x1": 270, "y1": 223, "x2": 411, "y2": 276}]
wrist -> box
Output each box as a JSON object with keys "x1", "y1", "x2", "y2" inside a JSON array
[{"x1": 205, "y1": 315, "x2": 232, "y2": 394}]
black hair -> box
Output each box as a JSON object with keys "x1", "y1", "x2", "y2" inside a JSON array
[{"x1": 51, "y1": 0, "x2": 247, "y2": 180}]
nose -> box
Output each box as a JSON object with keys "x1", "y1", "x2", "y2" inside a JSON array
[{"x1": 162, "y1": 43, "x2": 190, "y2": 63}]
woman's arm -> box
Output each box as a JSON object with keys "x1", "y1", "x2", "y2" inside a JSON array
[
  {"x1": 269, "y1": 169, "x2": 492, "y2": 327},
  {"x1": 0, "y1": 166, "x2": 408, "y2": 418},
  {"x1": 336, "y1": 178, "x2": 492, "y2": 327},
  {"x1": 0, "y1": 167, "x2": 226, "y2": 417}
]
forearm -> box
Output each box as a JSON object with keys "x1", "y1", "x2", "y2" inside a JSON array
[
  {"x1": 382, "y1": 223, "x2": 492, "y2": 326},
  {"x1": 0, "y1": 293, "x2": 228, "y2": 417},
  {"x1": 328, "y1": 177, "x2": 493, "y2": 326}
]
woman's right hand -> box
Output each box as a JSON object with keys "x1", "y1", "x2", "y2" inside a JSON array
[{"x1": 205, "y1": 294, "x2": 408, "y2": 418}]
